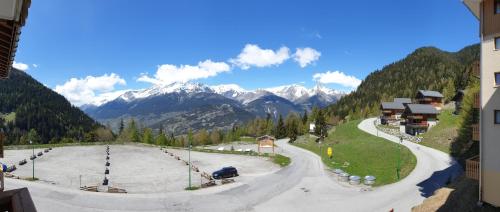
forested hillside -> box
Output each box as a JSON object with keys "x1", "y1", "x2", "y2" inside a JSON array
[
  {"x1": 0, "y1": 69, "x2": 103, "y2": 144},
  {"x1": 326, "y1": 44, "x2": 480, "y2": 120}
]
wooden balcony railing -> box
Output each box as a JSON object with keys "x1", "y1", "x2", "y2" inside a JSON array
[
  {"x1": 473, "y1": 93, "x2": 480, "y2": 109},
  {"x1": 407, "y1": 115, "x2": 424, "y2": 120},
  {"x1": 466, "y1": 155, "x2": 480, "y2": 180},
  {"x1": 472, "y1": 124, "x2": 480, "y2": 141},
  {"x1": 472, "y1": 61, "x2": 480, "y2": 78}
]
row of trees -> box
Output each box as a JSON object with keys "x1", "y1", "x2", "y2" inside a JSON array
[{"x1": 109, "y1": 107, "x2": 329, "y2": 147}]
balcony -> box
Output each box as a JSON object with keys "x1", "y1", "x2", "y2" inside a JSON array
[
  {"x1": 473, "y1": 93, "x2": 480, "y2": 109},
  {"x1": 406, "y1": 122, "x2": 429, "y2": 128},
  {"x1": 472, "y1": 124, "x2": 480, "y2": 141},
  {"x1": 466, "y1": 155, "x2": 480, "y2": 180},
  {"x1": 472, "y1": 61, "x2": 480, "y2": 78},
  {"x1": 406, "y1": 115, "x2": 424, "y2": 120}
]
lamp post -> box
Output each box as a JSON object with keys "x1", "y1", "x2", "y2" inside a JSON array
[
  {"x1": 30, "y1": 140, "x2": 34, "y2": 180},
  {"x1": 188, "y1": 136, "x2": 192, "y2": 189},
  {"x1": 397, "y1": 136, "x2": 402, "y2": 180}
]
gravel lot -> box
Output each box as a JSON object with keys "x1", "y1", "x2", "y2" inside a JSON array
[{"x1": 1, "y1": 144, "x2": 280, "y2": 193}]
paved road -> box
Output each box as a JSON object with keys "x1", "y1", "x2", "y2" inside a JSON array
[{"x1": 5, "y1": 118, "x2": 461, "y2": 211}]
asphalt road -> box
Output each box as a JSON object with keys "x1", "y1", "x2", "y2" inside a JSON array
[{"x1": 5, "y1": 118, "x2": 462, "y2": 211}]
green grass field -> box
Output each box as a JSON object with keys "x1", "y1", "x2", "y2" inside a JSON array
[
  {"x1": 293, "y1": 120, "x2": 416, "y2": 186},
  {"x1": 420, "y1": 109, "x2": 458, "y2": 153}
]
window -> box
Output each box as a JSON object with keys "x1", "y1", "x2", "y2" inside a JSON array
[
  {"x1": 496, "y1": 72, "x2": 500, "y2": 86},
  {"x1": 496, "y1": 0, "x2": 500, "y2": 14},
  {"x1": 495, "y1": 37, "x2": 500, "y2": 50},
  {"x1": 495, "y1": 110, "x2": 500, "y2": 124}
]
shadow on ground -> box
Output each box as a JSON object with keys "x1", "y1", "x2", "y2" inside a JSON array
[{"x1": 417, "y1": 162, "x2": 463, "y2": 198}]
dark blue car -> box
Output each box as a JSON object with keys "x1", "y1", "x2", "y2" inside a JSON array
[{"x1": 212, "y1": 166, "x2": 239, "y2": 179}]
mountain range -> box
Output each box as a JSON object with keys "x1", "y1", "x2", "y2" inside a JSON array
[{"x1": 82, "y1": 82, "x2": 344, "y2": 133}]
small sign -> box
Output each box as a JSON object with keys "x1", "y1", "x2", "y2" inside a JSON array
[{"x1": 327, "y1": 147, "x2": 333, "y2": 158}]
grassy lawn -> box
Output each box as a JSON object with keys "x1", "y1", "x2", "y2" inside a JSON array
[
  {"x1": 191, "y1": 147, "x2": 291, "y2": 167},
  {"x1": 239, "y1": 136, "x2": 256, "y2": 143},
  {"x1": 420, "y1": 109, "x2": 458, "y2": 154},
  {"x1": 293, "y1": 120, "x2": 416, "y2": 186}
]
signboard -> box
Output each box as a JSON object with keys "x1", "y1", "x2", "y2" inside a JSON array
[{"x1": 327, "y1": 147, "x2": 333, "y2": 158}]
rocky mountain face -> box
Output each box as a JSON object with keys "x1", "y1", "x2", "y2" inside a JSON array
[{"x1": 83, "y1": 82, "x2": 343, "y2": 133}]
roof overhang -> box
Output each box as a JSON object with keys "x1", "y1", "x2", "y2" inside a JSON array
[
  {"x1": 0, "y1": 0, "x2": 30, "y2": 79},
  {"x1": 463, "y1": 0, "x2": 481, "y2": 19}
]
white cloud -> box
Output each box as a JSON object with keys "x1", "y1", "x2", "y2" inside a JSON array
[
  {"x1": 54, "y1": 73, "x2": 126, "y2": 106},
  {"x1": 294, "y1": 47, "x2": 321, "y2": 68},
  {"x1": 230, "y1": 44, "x2": 290, "y2": 70},
  {"x1": 137, "y1": 60, "x2": 231, "y2": 85},
  {"x1": 13, "y1": 61, "x2": 29, "y2": 71},
  {"x1": 312, "y1": 70, "x2": 362, "y2": 89},
  {"x1": 32, "y1": 64, "x2": 38, "y2": 68}
]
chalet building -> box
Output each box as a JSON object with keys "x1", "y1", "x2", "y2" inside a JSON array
[
  {"x1": 464, "y1": 0, "x2": 500, "y2": 207},
  {"x1": 402, "y1": 104, "x2": 439, "y2": 135},
  {"x1": 394, "y1": 98, "x2": 412, "y2": 105},
  {"x1": 415, "y1": 90, "x2": 444, "y2": 110},
  {"x1": 380, "y1": 102, "x2": 405, "y2": 125},
  {"x1": 380, "y1": 98, "x2": 412, "y2": 125},
  {"x1": 0, "y1": 0, "x2": 36, "y2": 211}
]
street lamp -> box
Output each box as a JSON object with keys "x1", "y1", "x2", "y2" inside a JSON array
[
  {"x1": 396, "y1": 136, "x2": 402, "y2": 180},
  {"x1": 188, "y1": 138, "x2": 192, "y2": 189},
  {"x1": 30, "y1": 140, "x2": 34, "y2": 180}
]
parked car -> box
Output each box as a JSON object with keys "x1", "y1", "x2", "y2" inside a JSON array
[{"x1": 212, "y1": 166, "x2": 239, "y2": 179}]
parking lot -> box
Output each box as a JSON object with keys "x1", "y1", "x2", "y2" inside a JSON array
[{"x1": 1, "y1": 144, "x2": 280, "y2": 193}]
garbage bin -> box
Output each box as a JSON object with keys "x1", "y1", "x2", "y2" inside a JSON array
[
  {"x1": 349, "y1": 175, "x2": 361, "y2": 185},
  {"x1": 339, "y1": 172, "x2": 349, "y2": 182},
  {"x1": 364, "y1": 176, "x2": 376, "y2": 185}
]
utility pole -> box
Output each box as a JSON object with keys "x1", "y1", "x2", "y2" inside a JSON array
[{"x1": 188, "y1": 135, "x2": 192, "y2": 189}]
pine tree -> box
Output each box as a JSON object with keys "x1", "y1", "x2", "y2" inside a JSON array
[
  {"x1": 302, "y1": 110, "x2": 308, "y2": 125},
  {"x1": 142, "y1": 128, "x2": 154, "y2": 144},
  {"x1": 156, "y1": 131, "x2": 167, "y2": 146},
  {"x1": 275, "y1": 115, "x2": 286, "y2": 139},
  {"x1": 119, "y1": 119, "x2": 124, "y2": 135}
]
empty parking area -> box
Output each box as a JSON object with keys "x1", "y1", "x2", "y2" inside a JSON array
[{"x1": 1, "y1": 144, "x2": 280, "y2": 194}]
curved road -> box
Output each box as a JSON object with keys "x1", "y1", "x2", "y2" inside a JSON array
[{"x1": 5, "y1": 118, "x2": 461, "y2": 211}]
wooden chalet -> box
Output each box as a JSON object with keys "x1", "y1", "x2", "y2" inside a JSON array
[
  {"x1": 380, "y1": 102, "x2": 405, "y2": 125},
  {"x1": 402, "y1": 104, "x2": 440, "y2": 135},
  {"x1": 415, "y1": 90, "x2": 444, "y2": 110}
]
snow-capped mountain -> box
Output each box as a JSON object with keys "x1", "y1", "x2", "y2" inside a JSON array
[
  {"x1": 81, "y1": 81, "x2": 344, "y2": 133},
  {"x1": 264, "y1": 84, "x2": 311, "y2": 102},
  {"x1": 119, "y1": 82, "x2": 213, "y2": 102},
  {"x1": 210, "y1": 84, "x2": 246, "y2": 99}
]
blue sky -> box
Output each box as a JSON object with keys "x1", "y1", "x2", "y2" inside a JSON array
[{"x1": 13, "y1": 0, "x2": 479, "y2": 105}]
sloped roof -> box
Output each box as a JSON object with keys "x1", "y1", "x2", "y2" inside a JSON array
[
  {"x1": 381, "y1": 102, "x2": 405, "y2": 110},
  {"x1": 394, "y1": 98, "x2": 412, "y2": 104},
  {"x1": 406, "y1": 104, "x2": 439, "y2": 114},
  {"x1": 0, "y1": 0, "x2": 31, "y2": 79},
  {"x1": 418, "y1": 90, "x2": 444, "y2": 98}
]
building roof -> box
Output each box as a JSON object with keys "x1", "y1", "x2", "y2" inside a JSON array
[
  {"x1": 257, "y1": 135, "x2": 276, "y2": 141},
  {"x1": 394, "y1": 98, "x2": 412, "y2": 104},
  {"x1": 0, "y1": 0, "x2": 31, "y2": 79},
  {"x1": 405, "y1": 104, "x2": 439, "y2": 115},
  {"x1": 381, "y1": 102, "x2": 405, "y2": 110},
  {"x1": 418, "y1": 90, "x2": 444, "y2": 98},
  {"x1": 463, "y1": 0, "x2": 481, "y2": 19}
]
